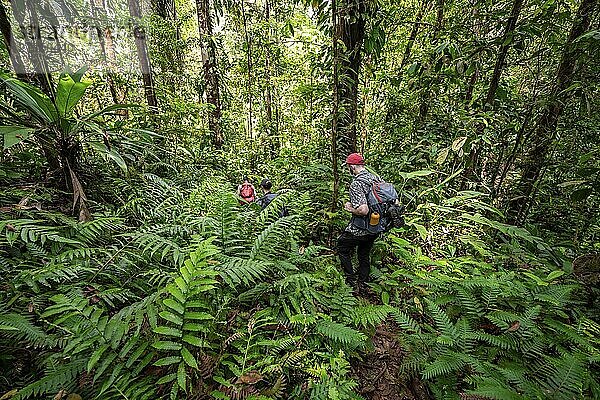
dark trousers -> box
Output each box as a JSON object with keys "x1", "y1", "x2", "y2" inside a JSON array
[{"x1": 337, "y1": 231, "x2": 377, "y2": 283}]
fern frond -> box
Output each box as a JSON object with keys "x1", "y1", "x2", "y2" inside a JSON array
[
  {"x1": 544, "y1": 317, "x2": 597, "y2": 354},
  {"x1": 393, "y1": 309, "x2": 422, "y2": 334},
  {"x1": 127, "y1": 231, "x2": 186, "y2": 266},
  {"x1": 353, "y1": 304, "x2": 395, "y2": 328},
  {"x1": 250, "y1": 215, "x2": 299, "y2": 260},
  {"x1": 322, "y1": 283, "x2": 357, "y2": 322},
  {"x1": 426, "y1": 299, "x2": 456, "y2": 341},
  {"x1": 421, "y1": 351, "x2": 467, "y2": 380},
  {"x1": 315, "y1": 320, "x2": 366, "y2": 347},
  {"x1": 256, "y1": 190, "x2": 295, "y2": 227},
  {"x1": 14, "y1": 358, "x2": 86, "y2": 400},
  {"x1": 217, "y1": 257, "x2": 272, "y2": 287},
  {"x1": 455, "y1": 286, "x2": 484, "y2": 317},
  {"x1": 533, "y1": 284, "x2": 577, "y2": 308},
  {"x1": 0, "y1": 313, "x2": 57, "y2": 348},
  {"x1": 537, "y1": 352, "x2": 586, "y2": 400},
  {"x1": 467, "y1": 377, "x2": 528, "y2": 400},
  {"x1": 467, "y1": 331, "x2": 518, "y2": 351},
  {"x1": 281, "y1": 350, "x2": 309, "y2": 368}
]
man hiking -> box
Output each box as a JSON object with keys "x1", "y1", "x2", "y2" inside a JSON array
[
  {"x1": 237, "y1": 177, "x2": 256, "y2": 204},
  {"x1": 338, "y1": 153, "x2": 380, "y2": 292},
  {"x1": 256, "y1": 178, "x2": 277, "y2": 210},
  {"x1": 256, "y1": 178, "x2": 290, "y2": 217}
]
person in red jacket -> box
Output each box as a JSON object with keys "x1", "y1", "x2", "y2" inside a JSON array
[{"x1": 237, "y1": 177, "x2": 256, "y2": 204}]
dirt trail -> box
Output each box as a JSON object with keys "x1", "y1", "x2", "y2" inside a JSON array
[{"x1": 351, "y1": 319, "x2": 416, "y2": 400}]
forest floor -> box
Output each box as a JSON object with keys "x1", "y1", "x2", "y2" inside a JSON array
[
  {"x1": 352, "y1": 319, "x2": 408, "y2": 399},
  {"x1": 350, "y1": 287, "x2": 421, "y2": 400}
]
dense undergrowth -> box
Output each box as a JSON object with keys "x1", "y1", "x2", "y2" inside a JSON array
[
  {"x1": 0, "y1": 57, "x2": 598, "y2": 399},
  {"x1": 2, "y1": 0, "x2": 600, "y2": 392},
  {"x1": 1, "y1": 160, "x2": 599, "y2": 399}
]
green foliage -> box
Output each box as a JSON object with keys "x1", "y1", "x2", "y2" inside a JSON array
[
  {"x1": 0, "y1": 183, "x2": 367, "y2": 399},
  {"x1": 385, "y1": 235, "x2": 600, "y2": 399},
  {"x1": 1, "y1": 0, "x2": 599, "y2": 397},
  {"x1": 152, "y1": 238, "x2": 221, "y2": 398}
]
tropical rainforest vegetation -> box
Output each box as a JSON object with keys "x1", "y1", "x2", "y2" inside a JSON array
[{"x1": 0, "y1": 0, "x2": 599, "y2": 398}]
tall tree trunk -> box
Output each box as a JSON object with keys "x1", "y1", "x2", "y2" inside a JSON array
[
  {"x1": 127, "y1": 0, "x2": 158, "y2": 110},
  {"x1": 196, "y1": 0, "x2": 223, "y2": 148},
  {"x1": 331, "y1": 0, "x2": 341, "y2": 212},
  {"x1": 462, "y1": 0, "x2": 524, "y2": 187},
  {"x1": 509, "y1": 0, "x2": 597, "y2": 223},
  {"x1": 173, "y1": 2, "x2": 182, "y2": 66},
  {"x1": 25, "y1": 0, "x2": 54, "y2": 97},
  {"x1": 463, "y1": 8, "x2": 482, "y2": 104},
  {"x1": 153, "y1": 0, "x2": 175, "y2": 19},
  {"x1": 335, "y1": 0, "x2": 367, "y2": 155},
  {"x1": 153, "y1": 0, "x2": 183, "y2": 92},
  {"x1": 433, "y1": 0, "x2": 444, "y2": 37},
  {"x1": 264, "y1": 0, "x2": 276, "y2": 158},
  {"x1": 239, "y1": 0, "x2": 253, "y2": 139},
  {"x1": 0, "y1": 1, "x2": 27, "y2": 78},
  {"x1": 11, "y1": 0, "x2": 54, "y2": 97},
  {"x1": 464, "y1": 67, "x2": 478, "y2": 103},
  {"x1": 417, "y1": 0, "x2": 444, "y2": 124},
  {"x1": 50, "y1": 25, "x2": 66, "y2": 68},
  {"x1": 91, "y1": 0, "x2": 119, "y2": 103},
  {"x1": 485, "y1": 0, "x2": 524, "y2": 107},
  {"x1": 493, "y1": 103, "x2": 535, "y2": 197},
  {"x1": 101, "y1": 0, "x2": 118, "y2": 64},
  {"x1": 398, "y1": 0, "x2": 426, "y2": 80}
]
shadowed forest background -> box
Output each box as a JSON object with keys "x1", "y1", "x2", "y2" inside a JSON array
[{"x1": 0, "y1": 0, "x2": 599, "y2": 398}]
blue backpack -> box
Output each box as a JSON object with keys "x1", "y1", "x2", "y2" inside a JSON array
[
  {"x1": 258, "y1": 193, "x2": 289, "y2": 217},
  {"x1": 351, "y1": 178, "x2": 402, "y2": 234}
]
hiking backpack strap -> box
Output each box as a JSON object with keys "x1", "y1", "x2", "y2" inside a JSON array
[{"x1": 349, "y1": 175, "x2": 381, "y2": 232}]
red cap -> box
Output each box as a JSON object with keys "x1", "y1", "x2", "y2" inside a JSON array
[{"x1": 345, "y1": 153, "x2": 365, "y2": 165}]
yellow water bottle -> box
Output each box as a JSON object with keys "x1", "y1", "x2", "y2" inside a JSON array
[{"x1": 369, "y1": 212, "x2": 380, "y2": 226}]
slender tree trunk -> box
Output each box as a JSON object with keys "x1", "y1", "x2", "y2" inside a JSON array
[
  {"x1": 196, "y1": 0, "x2": 223, "y2": 148},
  {"x1": 153, "y1": 0, "x2": 175, "y2": 19},
  {"x1": 26, "y1": 0, "x2": 54, "y2": 97},
  {"x1": 485, "y1": 0, "x2": 524, "y2": 106},
  {"x1": 11, "y1": 0, "x2": 54, "y2": 97},
  {"x1": 264, "y1": 0, "x2": 276, "y2": 158},
  {"x1": 359, "y1": 68, "x2": 367, "y2": 153},
  {"x1": 461, "y1": 0, "x2": 524, "y2": 187},
  {"x1": 493, "y1": 103, "x2": 535, "y2": 198},
  {"x1": 433, "y1": 0, "x2": 444, "y2": 37},
  {"x1": 335, "y1": 0, "x2": 367, "y2": 155},
  {"x1": 510, "y1": 0, "x2": 597, "y2": 223},
  {"x1": 101, "y1": 0, "x2": 118, "y2": 65},
  {"x1": 8, "y1": 0, "x2": 62, "y2": 178},
  {"x1": 239, "y1": 0, "x2": 253, "y2": 139},
  {"x1": 0, "y1": 1, "x2": 27, "y2": 78},
  {"x1": 464, "y1": 67, "x2": 478, "y2": 103},
  {"x1": 127, "y1": 0, "x2": 158, "y2": 110},
  {"x1": 417, "y1": 0, "x2": 444, "y2": 124},
  {"x1": 153, "y1": 0, "x2": 183, "y2": 94},
  {"x1": 91, "y1": 0, "x2": 119, "y2": 103},
  {"x1": 50, "y1": 25, "x2": 66, "y2": 68},
  {"x1": 331, "y1": 0, "x2": 341, "y2": 212},
  {"x1": 173, "y1": 3, "x2": 182, "y2": 66},
  {"x1": 103, "y1": 28, "x2": 119, "y2": 102},
  {"x1": 463, "y1": 8, "x2": 483, "y2": 104},
  {"x1": 398, "y1": 0, "x2": 425, "y2": 79}
]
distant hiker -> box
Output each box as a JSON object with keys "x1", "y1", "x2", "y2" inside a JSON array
[
  {"x1": 257, "y1": 178, "x2": 291, "y2": 217},
  {"x1": 338, "y1": 153, "x2": 399, "y2": 291},
  {"x1": 256, "y1": 178, "x2": 278, "y2": 210},
  {"x1": 237, "y1": 177, "x2": 256, "y2": 204}
]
